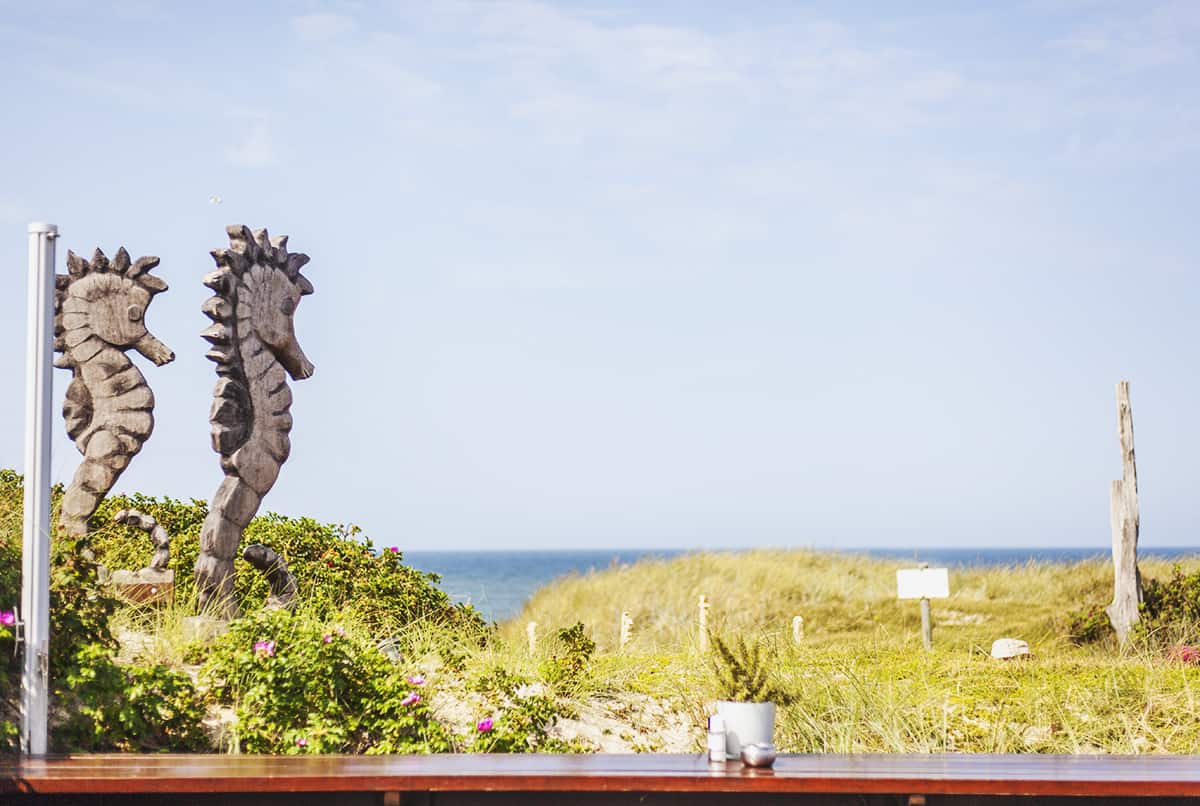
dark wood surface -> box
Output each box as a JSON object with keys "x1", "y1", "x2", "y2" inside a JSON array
[{"x1": 3, "y1": 753, "x2": 1200, "y2": 797}]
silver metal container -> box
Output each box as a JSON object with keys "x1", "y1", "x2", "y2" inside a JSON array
[{"x1": 740, "y1": 742, "x2": 777, "y2": 768}]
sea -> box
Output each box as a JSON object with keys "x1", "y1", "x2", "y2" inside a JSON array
[{"x1": 404, "y1": 546, "x2": 1200, "y2": 623}]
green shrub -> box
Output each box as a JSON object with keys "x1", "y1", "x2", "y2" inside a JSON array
[
  {"x1": 1065, "y1": 569, "x2": 1200, "y2": 646},
  {"x1": 202, "y1": 609, "x2": 452, "y2": 753},
  {"x1": 87, "y1": 494, "x2": 483, "y2": 634},
  {"x1": 1140, "y1": 566, "x2": 1200, "y2": 637},
  {"x1": 0, "y1": 472, "x2": 209, "y2": 752},
  {"x1": 468, "y1": 693, "x2": 578, "y2": 752},
  {"x1": 709, "y1": 633, "x2": 792, "y2": 704},
  {"x1": 1066, "y1": 603, "x2": 1113, "y2": 645},
  {"x1": 539, "y1": 622, "x2": 595, "y2": 691}
]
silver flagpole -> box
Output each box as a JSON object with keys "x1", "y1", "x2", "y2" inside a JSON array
[{"x1": 21, "y1": 222, "x2": 56, "y2": 755}]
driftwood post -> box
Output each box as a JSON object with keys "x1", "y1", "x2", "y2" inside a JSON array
[
  {"x1": 1106, "y1": 380, "x2": 1142, "y2": 644},
  {"x1": 619, "y1": 611, "x2": 633, "y2": 650}
]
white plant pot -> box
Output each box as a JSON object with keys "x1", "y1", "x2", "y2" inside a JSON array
[{"x1": 716, "y1": 700, "x2": 776, "y2": 760}]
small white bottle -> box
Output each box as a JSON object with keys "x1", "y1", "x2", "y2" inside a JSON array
[{"x1": 707, "y1": 713, "x2": 726, "y2": 763}]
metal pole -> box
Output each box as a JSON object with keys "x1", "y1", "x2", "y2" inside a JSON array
[
  {"x1": 920, "y1": 597, "x2": 932, "y2": 651},
  {"x1": 21, "y1": 222, "x2": 56, "y2": 756}
]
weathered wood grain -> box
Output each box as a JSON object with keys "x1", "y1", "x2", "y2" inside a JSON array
[
  {"x1": 3, "y1": 754, "x2": 1200, "y2": 798},
  {"x1": 194, "y1": 226, "x2": 314, "y2": 617},
  {"x1": 53, "y1": 248, "x2": 174, "y2": 542},
  {"x1": 1107, "y1": 380, "x2": 1142, "y2": 643}
]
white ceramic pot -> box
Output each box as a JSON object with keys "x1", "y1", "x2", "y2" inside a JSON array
[{"x1": 715, "y1": 700, "x2": 776, "y2": 760}]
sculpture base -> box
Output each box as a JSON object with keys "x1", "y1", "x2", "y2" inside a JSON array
[{"x1": 108, "y1": 568, "x2": 174, "y2": 604}]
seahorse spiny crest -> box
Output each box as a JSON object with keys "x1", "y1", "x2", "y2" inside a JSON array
[
  {"x1": 201, "y1": 225, "x2": 314, "y2": 460},
  {"x1": 55, "y1": 248, "x2": 171, "y2": 366}
]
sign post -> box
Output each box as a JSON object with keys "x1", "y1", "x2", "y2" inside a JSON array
[
  {"x1": 22, "y1": 222, "x2": 57, "y2": 756},
  {"x1": 896, "y1": 565, "x2": 949, "y2": 650}
]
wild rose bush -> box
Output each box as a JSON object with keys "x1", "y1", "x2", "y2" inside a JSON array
[
  {"x1": 1, "y1": 471, "x2": 585, "y2": 754},
  {"x1": 202, "y1": 609, "x2": 453, "y2": 754}
]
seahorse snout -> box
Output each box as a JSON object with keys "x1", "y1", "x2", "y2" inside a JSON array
[
  {"x1": 277, "y1": 340, "x2": 315, "y2": 381},
  {"x1": 135, "y1": 332, "x2": 175, "y2": 367}
]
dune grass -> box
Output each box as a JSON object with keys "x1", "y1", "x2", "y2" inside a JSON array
[
  {"x1": 500, "y1": 549, "x2": 1200, "y2": 753},
  {"x1": 8, "y1": 462, "x2": 1200, "y2": 755}
]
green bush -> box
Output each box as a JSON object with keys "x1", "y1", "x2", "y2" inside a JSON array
[
  {"x1": 467, "y1": 665, "x2": 584, "y2": 752},
  {"x1": 0, "y1": 472, "x2": 20, "y2": 751},
  {"x1": 539, "y1": 622, "x2": 595, "y2": 692},
  {"x1": 1132, "y1": 567, "x2": 1200, "y2": 645},
  {"x1": 1, "y1": 472, "x2": 209, "y2": 752},
  {"x1": 1066, "y1": 603, "x2": 1113, "y2": 645},
  {"x1": 202, "y1": 609, "x2": 452, "y2": 753},
  {"x1": 1065, "y1": 568, "x2": 1200, "y2": 646},
  {"x1": 87, "y1": 493, "x2": 483, "y2": 634}
]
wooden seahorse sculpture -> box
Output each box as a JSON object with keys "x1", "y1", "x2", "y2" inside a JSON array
[
  {"x1": 54, "y1": 248, "x2": 174, "y2": 540},
  {"x1": 195, "y1": 225, "x2": 314, "y2": 616}
]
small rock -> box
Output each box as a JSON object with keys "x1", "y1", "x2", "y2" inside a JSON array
[{"x1": 991, "y1": 638, "x2": 1030, "y2": 660}]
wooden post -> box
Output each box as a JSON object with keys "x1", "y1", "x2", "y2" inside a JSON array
[
  {"x1": 1106, "y1": 381, "x2": 1142, "y2": 644},
  {"x1": 697, "y1": 595, "x2": 710, "y2": 652},
  {"x1": 792, "y1": 615, "x2": 804, "y2": 645},
  {"x1": 526, "y1": 621, "x2": 537, "y2": 655},
  {"x1": 619, "y1": 611, "x2": 633, "y2": 650},
  {"x1": 919, "y1": 598, "x2": 932, "y2": 650}
]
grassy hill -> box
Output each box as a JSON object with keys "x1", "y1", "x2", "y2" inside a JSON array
[
  {"x1": 5, "y1": 468, "x2": 1200, "y2": 754},
  {"x1": 503, "y1": 549, "x2": 1200, "y2": 753}
]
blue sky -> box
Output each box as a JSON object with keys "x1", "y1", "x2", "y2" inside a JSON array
[{"x1": 1, "y1": 1, "x2": 1197, "y2": 550}]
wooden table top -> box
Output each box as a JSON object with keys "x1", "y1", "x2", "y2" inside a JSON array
[{"x1": 4, "y1": 753, "x2": 1200, "y2": 797}]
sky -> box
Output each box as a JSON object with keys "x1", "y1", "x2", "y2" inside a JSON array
[{"x1": 0, "y1": 1, "x2": 1197, "y2": 551}]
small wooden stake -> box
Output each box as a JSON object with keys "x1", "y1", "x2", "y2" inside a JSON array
[
  {"x1": 792, "y1": 615, "x2": 804, "y2": 645},
  {"x1": 920, "y1": 598, "x2": 932, "y2": 650},
  {"x1": 1106, "y1": 381, "x2": 1142, "y2": 644},
  {"x1": 526, "y1": 621, "x2": 537, "y2": 655},
  {"x1": 619, "y1": 611, "x2": 633, "y2": 650},
  {"x1": 697, "y1": 595, "x2": 710, "y2": 652}
]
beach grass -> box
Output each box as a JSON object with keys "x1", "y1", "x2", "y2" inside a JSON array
[
  {"x1": 500, "y1": 549, "x2": 1200, "y2": 753},
  {"x1": 7, "y1": 464, "x2": 1200, "y2": 754}
]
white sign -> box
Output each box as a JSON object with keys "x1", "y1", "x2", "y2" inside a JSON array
[{"x1": 896, "y1": 568, "x2": 949, "y2": 600}]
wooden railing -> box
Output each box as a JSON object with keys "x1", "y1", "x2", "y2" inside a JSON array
[{"x1": 4, "y1": 753, "x2": 1200, "y2": 804}]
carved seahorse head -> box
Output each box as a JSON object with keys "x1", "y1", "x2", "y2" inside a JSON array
[
  {"x1": 54, "y1": 248, "x2": 174, "y2": 442},
  {"x1": 55, "y1": 248, "x2": 174, "y2": 368},
  {"x1": 201, "y1": 225, "x2": 314, "y2": 456}
]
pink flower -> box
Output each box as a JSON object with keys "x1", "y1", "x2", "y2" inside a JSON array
[
  {"x1": 407, "y1": 674, "x2": 425, "y2": 686},
  {"x1": 388, "y1": 547, "x2": 400, "y2": 554},
  {"x1": 322, "y1": 634, "x2": 334, "y2": 644},
  {"x1": 295, "y1": 737, "x2": 307, "y2": 747},
  {"x1": 400, "y1": 693, "x2": 421, "y2": 707},
  {"x1": 0, "y1": 611, "x2": 14, "y2": 628},
  {"x1": 333, "y1": 625, "x2": 345, "y2": 636},
  {"x1": 1170, "y1": 645, "x2": 1200, "y2": 664},
  {"x1": 476, "y1": 717, "x2": 494, "y2": 733},
  {"x1": 253, "y1": 640, "x2": 276, "y2": 658}
]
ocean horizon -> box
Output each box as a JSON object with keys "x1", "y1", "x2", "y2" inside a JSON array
[{"x1": 404, "y1": 546, "x2": 1200, "y2": 623}]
